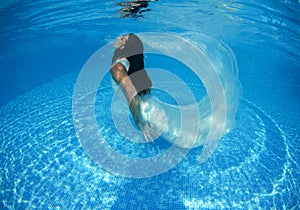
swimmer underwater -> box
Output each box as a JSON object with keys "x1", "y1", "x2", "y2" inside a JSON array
[{"x1": 110, "y1": 33, "x2": 159, "y2": 142}]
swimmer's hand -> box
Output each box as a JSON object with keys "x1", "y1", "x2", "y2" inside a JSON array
[{"x1": 138, "y1": 121, "x2": 159, "y2": 142}]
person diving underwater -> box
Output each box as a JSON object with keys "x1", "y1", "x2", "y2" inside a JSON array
[{"x1": 110, "y1": 33, "x2": 159, "y2": 142}]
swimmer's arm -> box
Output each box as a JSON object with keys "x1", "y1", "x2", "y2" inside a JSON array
[
  {"x1": 110, "y1": 62, "x2": 141, "y2": 124},
  {"x1": 110, "y1": 62, "x2": 129, "y2": 86},
  {"x1": 110, "y1": 62, "x2": 136, "y2": 100},
  {"x1": 110, "y1": 62, "x2": 157, "y2": 141},
  {"x1": 129, "y1": 95, "x2": 142, "y2": 125}
]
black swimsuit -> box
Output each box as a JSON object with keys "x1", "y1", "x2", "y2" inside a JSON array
[{"x1": 114, "y1": 55, "x2": 152, "y2": 96}]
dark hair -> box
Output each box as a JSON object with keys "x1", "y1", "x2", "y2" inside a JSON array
[{"x1": 112, "y1": 33, "x2": 144, "y2": 75}]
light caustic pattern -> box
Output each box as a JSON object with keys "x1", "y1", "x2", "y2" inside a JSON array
[
  {"x1": 72, "y1": 32, "x2": 242, "y2": 178},
  {"x1": 0, "y1": 74, "x2": 297, "y2": 209}
]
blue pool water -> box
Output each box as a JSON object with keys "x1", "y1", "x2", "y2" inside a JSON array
[{"x1": 0, "y1": 0, "x2": 299, "y2": 209}]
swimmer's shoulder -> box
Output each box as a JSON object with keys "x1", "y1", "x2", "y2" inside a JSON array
[{"x1": 112, "y1": 58, "x2": 130, "y2": 72}]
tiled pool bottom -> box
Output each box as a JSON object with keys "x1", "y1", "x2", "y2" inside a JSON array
[{"x1": 0, "y1": 73, "x2": 299, "y2": 209}]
